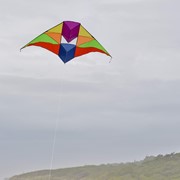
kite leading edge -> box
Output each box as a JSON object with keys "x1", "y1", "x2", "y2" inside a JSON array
[{"x1": 21, "y1": 21, "x2": 111, "y2": 63}]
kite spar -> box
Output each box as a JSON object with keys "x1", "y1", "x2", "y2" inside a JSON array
[{"x1": 21, "y1": 21, "x2": 111, "y2": 63}]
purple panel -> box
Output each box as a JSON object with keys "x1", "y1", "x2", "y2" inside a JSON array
[
  {"x1": 64, "y1": 21, "x2": 80, "y2": 30},
  {"x1": 62, "y1": 21, "x2": 81, "y2": 43}
]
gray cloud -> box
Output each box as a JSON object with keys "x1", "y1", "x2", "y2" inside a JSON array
[{"x1": 0, "y1": 0, "x2": 180, "y2": 179}]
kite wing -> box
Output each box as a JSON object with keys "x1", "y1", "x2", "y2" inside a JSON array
[{"x1": 21, "y1": 21, "x2": 111, "y2": 63}]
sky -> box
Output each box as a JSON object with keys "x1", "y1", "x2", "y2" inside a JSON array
[{"x1": 0, "y1": 0, "x2": 180, "y2": 179}]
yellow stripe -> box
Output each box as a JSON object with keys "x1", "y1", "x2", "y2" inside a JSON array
[
  {"x1": 48, "y1": 23, "x2": 63, "y2": 33},
  {"x1": 79, "y1": 25, "x2": 92, "y2": 38}
]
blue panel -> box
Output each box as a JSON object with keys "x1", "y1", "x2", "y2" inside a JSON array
[{"x1": 59, "y1": 43, "x2": 76, "y2": 63}]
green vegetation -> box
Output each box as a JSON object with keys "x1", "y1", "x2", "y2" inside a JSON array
[{"x1": 10, "y1": 152, "x2": 180, "y2": 180}]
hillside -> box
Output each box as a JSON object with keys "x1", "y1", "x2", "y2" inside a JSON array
[{"x1": 10, "y1": 153, "x2": 180, "y2": 180}]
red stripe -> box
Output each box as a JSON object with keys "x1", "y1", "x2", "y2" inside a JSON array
[
  {"x1": 75, "y1": 47, "x2": 109, "y2": 57},
  {"x1": 28, "y1": 42, "x2": 60, "y2": 55}
]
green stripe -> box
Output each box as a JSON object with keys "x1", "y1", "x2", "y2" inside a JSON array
[
  {"x1": 28, "y1": 33, "x2": 58, "y2": 45},
  {"x1": 79, "y1": 39, "x2": 108, "y2": 54}
]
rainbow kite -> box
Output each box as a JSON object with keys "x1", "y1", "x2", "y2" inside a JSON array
[{"x1": 21, "y1": 21, "x2": 111, "y2": 63}]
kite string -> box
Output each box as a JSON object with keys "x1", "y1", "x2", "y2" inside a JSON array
[
  {"x1": 48, "y1": 75, "x2": 63, "y2": 180},
  {"x1": 48, "y1": 110, "x2": 59, "y2": 180}
]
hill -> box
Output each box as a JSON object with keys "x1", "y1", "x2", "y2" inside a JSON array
[{"x1": 10, "y1": 152, "x2": 180, "y2": 180}]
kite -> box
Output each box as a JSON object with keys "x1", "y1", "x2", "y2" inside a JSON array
[{"x1": 21, "y1": 21, "x2": 111, "y2": 63}]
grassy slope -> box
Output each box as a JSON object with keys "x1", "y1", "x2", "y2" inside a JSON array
[{"x1": 10, "y1": 153, "x2": 180, "y2": 180}]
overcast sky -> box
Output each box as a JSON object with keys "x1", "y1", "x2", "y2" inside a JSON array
[{"x1": 0, "y1": 0, "x2": 180, "y2": 179}]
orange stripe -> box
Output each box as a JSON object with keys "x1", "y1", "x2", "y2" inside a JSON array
[
  {"x1": 76, "y1": 36, "x2": 94, "y2": 46},
  {"x1": 45, "y1": 32, "x2": 62, "y2": 44}
]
